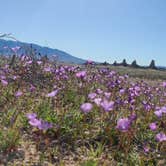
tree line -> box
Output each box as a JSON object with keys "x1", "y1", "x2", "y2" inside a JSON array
[{"x1": 100, "y1": 59, "x2": 162, "y2": 70}]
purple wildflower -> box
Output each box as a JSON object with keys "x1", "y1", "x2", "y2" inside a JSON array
[
  {"x1": 129, "y1": 113, "x2": 137, "y2": 122},
  {"x1": 80, "y1": 103, "x2": 93, "y2": 113},
  {"x1": 1, "y1": 79, "x2": 8, "y2": 86},
  {"x1": 160, "y1": 106, "x2": 166, "y2": 113},
  {"x1": 37, "y1": 61, "x2": 42, "y2": 65},
  {"x1": 154, "y1": 110, "x2": 163, "y2": 118},
  {"x1": 0, "y1": 75, "x2": 6, "y2": 80},
  {"x1": 134, "y1": 86, "x2": 141, "y2": 92},
  {"x1": 104, "y1": 92, "x2": 111, "y2": 99},
  {"x1": 143, "y1": 145, "x2": 150, "y2": 153},
  {"x1": 29, "y1": 118, "x2": 41, "y2": 127},
  {"x1": 26, "y1": 60, "x2": 33, "y2": 65},
  {"x1": 38, "y1": 120, "x2": 53, "y2": 130},
  {"x1": 88, "y1": 93, "x2": 97, "y2": 100},
  {"x1": 26, "y1": 113, "x2": 52, "y2": 130},
  {"x1": 155, "y1": 132, "x2": 166, "y2": 142},
  {"x1": 86, "y1": 60, "x2": 94, "y2": 65},
  {"x1": 149, "y1": 122, "x2": 157, "y2": 131},
  {"x1": 162, "y1": 81, "x2": 166, "y2": 88},
  {"x1": 46, "y1": 90, "x2": 58, "y2": 97},
  {"x1": 94, "y1": 98, "x2": 102, "y2": 106},
  {"x1": 44, "y1": 66, "x2": 52, "y2": 72},
  {"x1": 144, "y1": 104, "x2": 151, "y2": 111},
  {"x1": 26, "y1": 113, "x2": 37, "y2": 120},
  {"x1": 100, "y1": 100, "x2": 114, "y2": 112},
  {"x1": 119, "y1": 89, "x2": 125, "y2": 94},
  {"x1": 76, "y1": 71, "x2": 86, "y2": 79},
  {"x1": 15, "y1": 90, "x2": 23, "y2": 97},
  {"x1": 21, "y1": 55, "x2": 26, "y2": 61},
  {"x1": 116, "y1": 118, "x2": 131, "y2": 132},
  {"x1": 96, "y1": 88, "x2": 103, "y2": 94}
]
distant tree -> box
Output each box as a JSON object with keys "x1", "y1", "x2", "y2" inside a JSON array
[
  {"x1": 149, "y1": 59, "x2": 157, "y2": 69},
  {"x1": 131, "y1": 60, "x2": 139, "y2": 68},
  {"x1": 122, "y1": 59, "x2": 128, "y2": 67},
  {"x1": 101, "y1": 61, "x2": 109, "y2": 66},
  {"x1": 112, "y1": 61, "x2": 117, "y2": 66}
]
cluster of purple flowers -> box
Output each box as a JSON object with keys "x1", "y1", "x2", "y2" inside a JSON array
[
  {"x1": 1, "y1": 53, "x2": 166, "y2": 150},
  {"x1": 81, "y1": 97, "x2": 114, "y2": 113},
  {"x1": 84, "y1": 89, "x2": 115, "y2": 112},
  {"x1": 26, "y1": 113, "x2": 53, "y2": 130},
  {"x1": 100, "y1": 100, "x2": 114, "y2": 112}
]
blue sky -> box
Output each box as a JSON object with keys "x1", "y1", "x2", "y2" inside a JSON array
[{"x1": 1, "y1": 0, "x2": 166, "y2": 66}]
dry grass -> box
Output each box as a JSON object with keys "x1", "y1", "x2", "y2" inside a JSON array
[{"x1": 98, "y1": 65, "x2": 166, "y2": 80}]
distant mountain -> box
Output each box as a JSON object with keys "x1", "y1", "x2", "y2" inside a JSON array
[{"x1": 0, "y1": 39, "x2": 86, "y2": 64}]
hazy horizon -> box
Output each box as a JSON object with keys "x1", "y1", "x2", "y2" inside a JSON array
[{"x1": 1, "y1": 0, "x2": 166, "y2": 66}]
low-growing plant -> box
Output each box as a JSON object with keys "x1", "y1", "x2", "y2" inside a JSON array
[{"x1": 0, "y1": 128, "x2": 20, "y2": 153}]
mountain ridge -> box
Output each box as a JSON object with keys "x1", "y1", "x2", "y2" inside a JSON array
[{"x1": 0, "y1": 39, "x2": 86, "y2": 64}]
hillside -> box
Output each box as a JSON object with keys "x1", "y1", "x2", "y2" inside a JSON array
[{"x1": 0, "y1": 39, "x2": 86, "y2": 64}]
